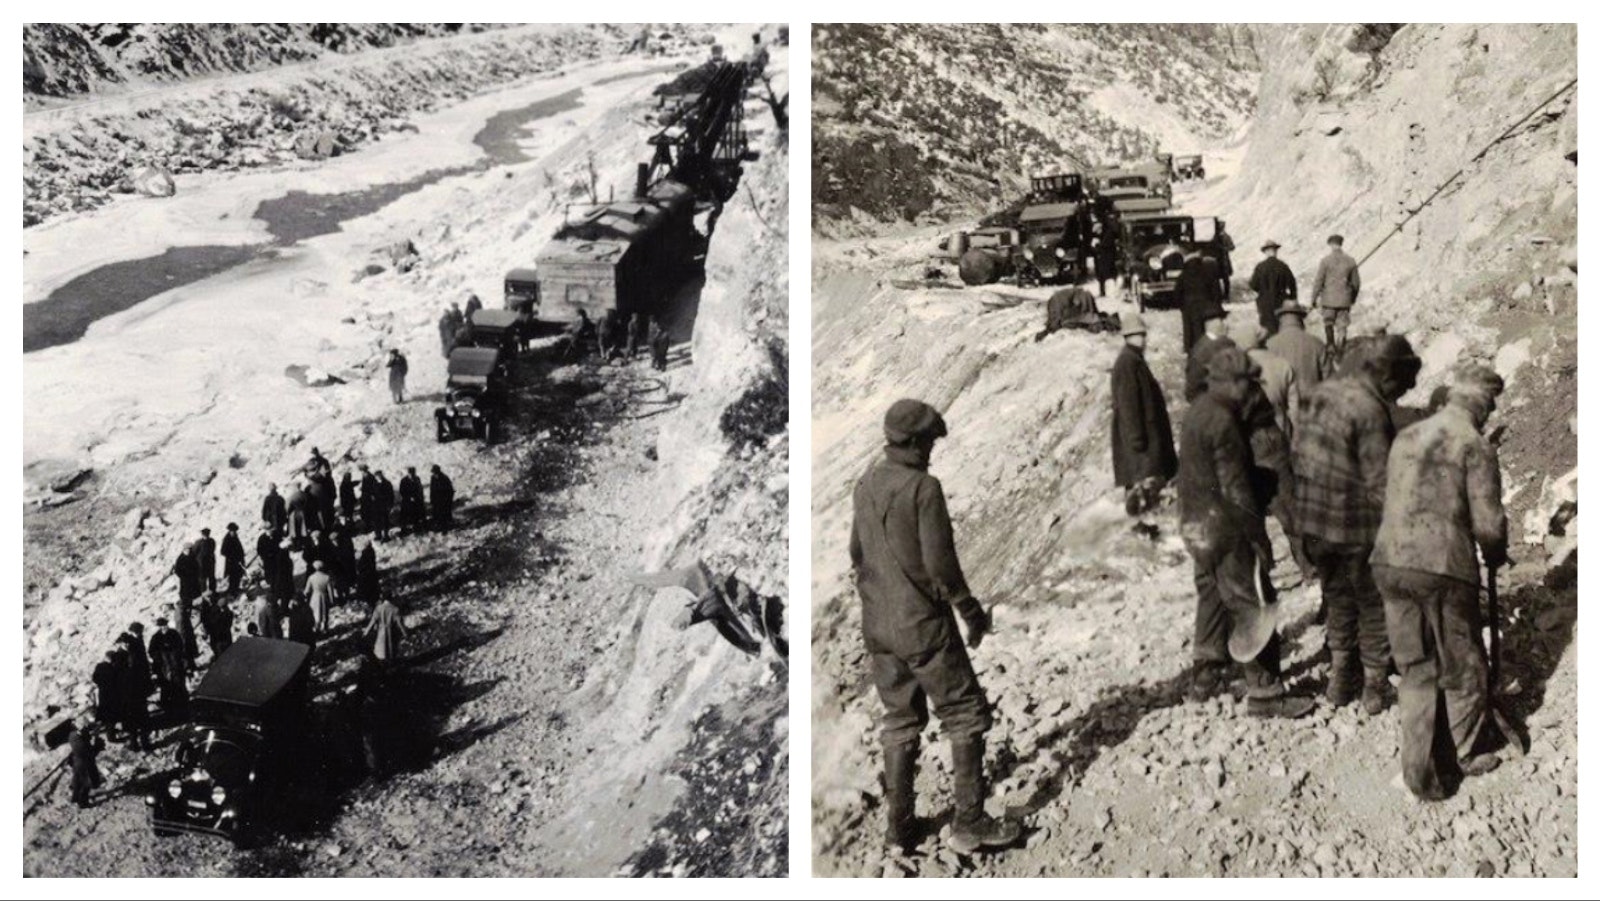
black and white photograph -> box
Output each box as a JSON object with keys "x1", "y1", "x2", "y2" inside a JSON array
[
  {"x1": 810, "y1": 23, "x2": 1577, "y2": 877},
  {"x1": 22, "y1": 23, "x2": 789, "y2": 877}
]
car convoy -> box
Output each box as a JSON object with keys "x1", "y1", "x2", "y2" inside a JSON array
[{"x1": 937, "y1": 150, "x2": 1221, "y2": 309}]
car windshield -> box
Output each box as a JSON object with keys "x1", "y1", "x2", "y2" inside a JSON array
[
  {"x1": 187, "y1": 729, "x2": 257, "y2": 786},
  {"x1": 1108, "y1": 176, "x2": 1147, "y2": 189}
]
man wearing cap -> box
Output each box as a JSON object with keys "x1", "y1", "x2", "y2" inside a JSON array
[
  {"x1": 1311, "y1": 234, "x2": 1362, "y2": 358},
  {"x1": 1372, "y1": 367, "x2": 1509, "y2": 799},
  {"x1": 1249, "y1": 240, "x2": 1298, "y2": 334},
  {"x1": 1110, "y1": 313, "x2": 1177, "y2": 519},
  {"x1": 849, "y1": 399, "x2": 1019, "y2": 856},
  {"x1": 1294, "y1": 334, "x2": 1422, "y2": 713},
  {"x1": 1178, "y1": 346, "x2": 1314, "y2": 718},
  {"x1": 1177, "y1": 248, "x2": 1226, "y2": 354},
  {"x1": 1184, "y1": 309, "x2": 1234, "y2": 401},
  {"x1": 1265, "y1": 301, "x2": 1328, "y2": 409}
]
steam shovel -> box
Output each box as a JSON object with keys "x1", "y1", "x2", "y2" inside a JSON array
[{"x1": 1486, "y1": 567, "x2": 1529, "y2": 758}]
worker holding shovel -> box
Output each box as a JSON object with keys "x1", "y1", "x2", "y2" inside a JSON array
[{"x1": 1372, "y1": 365, "x2": 1513, "y2": 801}]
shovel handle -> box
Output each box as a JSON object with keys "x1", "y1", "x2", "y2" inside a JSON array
[{"x1": 1486, "y1": 566, "x2": 1502, "y2": 688}]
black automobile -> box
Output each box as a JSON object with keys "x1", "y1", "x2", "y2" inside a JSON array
[
  {"x1": 146, "y1": 638, "x2": 311, "y2": 845},
  {"x1": 1120, "y1": 215, "x2": 1197, "y2": 310},
  {"x1": 470, "y1": 308, "x2": 523, "y2": 356},
  {"x1": 1015, "y1": 201, "x2": 1091, "y2": 285},
  {"x1": 435, "y1": 346, "x2": 505, "y2": 443}
]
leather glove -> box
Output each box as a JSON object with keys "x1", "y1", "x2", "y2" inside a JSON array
[{"x1": 955, "y1": 599, "x2": 991, "y2": 650}]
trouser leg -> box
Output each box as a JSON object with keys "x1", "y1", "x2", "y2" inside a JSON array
[
  {"x1": 1190, "y1": 552, "x2": 1231, "y2": 666},
  {"x1": 1380, "y1": 574, "x2": 1445, "y2": 797},
  {"x1": 871, "y1": 651, "x2": 931, "y2": 752},
  {"x1": 1436, "y1": 581, "x2": 1489, "y2": 757}
]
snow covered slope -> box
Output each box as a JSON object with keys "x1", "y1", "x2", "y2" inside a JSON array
[{"x1": 813, "y1": 23, "x2": 1258, "y2": 232}]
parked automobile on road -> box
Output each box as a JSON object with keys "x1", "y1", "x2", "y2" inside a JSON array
[
  {"x1": 435, "y1": 347, "x2": 505, "y2": 444},
  {"x1": 146, "y1": 638, "x2": 312, "y2": 846}
]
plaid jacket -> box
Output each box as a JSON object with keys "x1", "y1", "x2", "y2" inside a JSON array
[{"x1": 1292, "y1": 375, "x2": 1394, "y2": 545}]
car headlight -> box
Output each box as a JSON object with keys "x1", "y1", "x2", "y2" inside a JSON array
[
  {"x1": 1023, "y1": 247, "x2": 1035, "y2": 260},
  {"x1": 470, "y1": 409, "x2": 481, "y2": 418},
  {"x1": 211, "y1": 785, "x2": 227, "y2": 805},
  {"x1": 168, "y1": 780, "x2": 183, "y2": 799},
  {"x1": 1054, "y1": 247, "x2": 1066, "y2": 259},
  {"x1": 1148, "y1": 256, "x2": 1162, "y2": 270}
]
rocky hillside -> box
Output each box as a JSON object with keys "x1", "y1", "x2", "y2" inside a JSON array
[
  {"x1": 812, "y1": 23, "x2": 1258, "y2": 232},
  {"x1": 23, "y1": 24, "x2": 505, "y2": 101},
  {"x1": 21, "y1": 25, "x2": 661, "y2": 227},
  {"x1": 812, "y1": 23, "x2": 1576, "y2": 877}
]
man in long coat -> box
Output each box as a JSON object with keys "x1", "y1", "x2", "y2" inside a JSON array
[
  {"x1": 1109, "y1": 313, "x2": 1176, "y2": 517},
  {"x1": 1178, "y1": 347, "x2": 1313, "y2": 719},
  {"x1": 196, "y1": 528, "x2": 218, "y2": 593},
  {"x1": 253, "y1": 593, "x2": 282, "y2": 640},
  {"x1": 261, "y1": 482, "x2": 288, "y2": 535},
  {"x1": 340, "y1": 470, "x2": 359, "y2": 527},
  {"x1": 305, "y1": 560, "x2": 337, "y2": 634},
  {"x1": 1248, "y1": 240, "x2": 1297, "y2": 334},
  {"x1": 373, "y1": 470, "x2": 396, "y2": 540},
  {"x1": 366, "y1": 597, "x2": 408, "y2": 665},
  {"x1": 221, "y1": 523, "x2": 247, "y2": 594},
  {"x1": 849, "y1": 399, "x2": 1019, "y2": 856},
  {"x1": 1372, "y1": 367, "x2": 1509, "y2": 799},
  {"x1": 398, "y1": 467, "x2": 426, "y2": 535},
  {"x1": 386, "y1": 349, "x2": 409, "y2": 405},
  {"x1": 1177, "y1": 249, "x2": 1226, "y2": 354},
  {"x1": 429, "y1": 465, "x2": 455, "y2": 532},
  {"x1": 171, "y1": 544, "x2": 202, "y2": 661},
  {"x1": 359, "y1": 465, "x2": 381, "y2": 535},
  {"x1": 148, "y1": 616, "x2": 189, "y2": 713}
]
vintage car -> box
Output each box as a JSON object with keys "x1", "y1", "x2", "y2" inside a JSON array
[
  {"x1": 938, "y1": 226, "x2": 1019, "y2": 286},
  {"x1": 146, "y1": 638, "x2": 311, "y2": 845},
  {"x1": 469, "y1": 308, "x2": 524, "y2": 356},
  {"x1": 1174, "y1": 154, "x2": 1206, "y2": 181},
  {"x1": 503, "y1": 266, "x2": 540, "y2": 319},
  {"x1": 1119, "y1": 214, "x2": 1226, "y2": 310},
  {"x1": 435, "y1": 346, "x2": 505, "y2": 443}
]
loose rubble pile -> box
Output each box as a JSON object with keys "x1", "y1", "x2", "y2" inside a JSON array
[{"x1": 23, "y1": 25, "x2": 640, "y2": 227}]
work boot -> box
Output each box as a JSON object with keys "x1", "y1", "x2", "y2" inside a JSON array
[
  {"x1": 1186, "y1": 661, "x2": 1226, "y2": 703},
  {"x1": 1247, "y1": 694, "x2": 1316, "y2": 719},
  {"x1": 947, "y1": 737, "x2": 1021, "y2": 855},
  {"x1": 1461, "y1": 752, "x2": 1501, "y2": 777},
  {"x1": 1360, "y1": 672, "x2": 1393, "y2": 716},
  {"x1": 1326, "y1": 651, "x2": 1359, "y2": 707},
  {"x1": 882, "y1": 743, "x2": 920, "y2": 855}
]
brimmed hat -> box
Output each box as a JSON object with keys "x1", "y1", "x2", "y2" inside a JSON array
[
  {"x1": 1261, "y1": 239, "x2": 1281, "y2": 251},
  {"x1": 884, "y1": 399, "x2": 948, "y2": 444},
  {"x1": 1327, "y1": 234, "x2": 1345, "y2": 246},
  {"x1": 1120, "y1": 312, "x2": 1148, "y2": 338},
  {"x1": 1275, "y1": 301, "x2": 1308, "y2": 318}
]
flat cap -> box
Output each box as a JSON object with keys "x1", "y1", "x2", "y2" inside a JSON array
[{"x1": 884, "y1": 399, "x2": 948, "y2": 444}]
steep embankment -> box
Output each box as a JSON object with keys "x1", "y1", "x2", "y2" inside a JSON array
[
  {"x1": 812, "y1": 23, "x2": 1257, "y2": 233},
  {"x1": 23, "y1": 27, "x2": 787, "y2": 876},
  {"x1": 21, "y1": 24, "x2": 671, "y2": 226},
  {"x1": 23, "y1": 24, "x2": 508, "y2": 101},
  {"x1": 812, "y1": 23, "x2": 1576, "y2": 878}
]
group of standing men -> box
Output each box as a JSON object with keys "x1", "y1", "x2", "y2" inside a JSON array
[
  {"x1": 848, "y1": 228, "x2": 1516, "y2": 855},
  {"x1": 1112, "y1": 231, "x2": 1512, "y2": 799}
]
